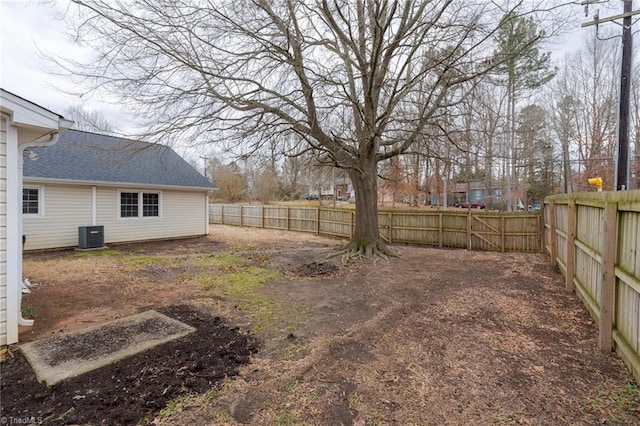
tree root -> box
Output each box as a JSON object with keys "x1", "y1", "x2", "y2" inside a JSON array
[{"x1": 327, "y1": 240, "x2": 400, "y2": 264}]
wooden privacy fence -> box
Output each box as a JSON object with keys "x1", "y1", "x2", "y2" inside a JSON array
[
  {"x1": 209, "y1": 204, "x2": 541, "y2": 252},
  {"x1": 545, "y1": 189, "x2": 640, "y2": 383}
]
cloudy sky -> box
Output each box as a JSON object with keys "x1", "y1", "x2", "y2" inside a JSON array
[
  {"x1": 0, "y1": 0, "x2": 612, "y2": 133},
  {"x1": 0, "y1": 0, "x2": 131, "y2": 126}
]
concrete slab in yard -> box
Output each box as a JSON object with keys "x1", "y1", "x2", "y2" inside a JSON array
[{"x1": 20, "y1": 310, "x2": 195, "y2": 386}]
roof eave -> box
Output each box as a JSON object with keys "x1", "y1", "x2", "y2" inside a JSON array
[{"x1": 23, "y1": 176, "x2": 215, "y2": 191}]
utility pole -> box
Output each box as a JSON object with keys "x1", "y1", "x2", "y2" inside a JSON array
[
  {"x1": 582, "y1": 1, "x2": 638, "y2": 190},
  {"x1": 617, "y1": 0, "x2": 633, "y2": 190},
  {"x1": 200, "y1": 155, "x2": 211, "y2": 179}
]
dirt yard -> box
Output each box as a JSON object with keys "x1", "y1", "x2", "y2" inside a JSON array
[{"x1": 2, "y1": 225, "x2": 639, "y2": 425}]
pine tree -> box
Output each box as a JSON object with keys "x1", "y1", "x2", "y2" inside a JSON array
[{"x1": 494, "y1": 12, "x2": 556, "y2": 210}]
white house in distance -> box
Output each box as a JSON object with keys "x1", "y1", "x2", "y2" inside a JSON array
[
  {"x1": 22, "y1": 129, "x2": 214, "y2": 251},
  {"x1": 1, "y1": 89, "x2": 73, "y2": 347}
]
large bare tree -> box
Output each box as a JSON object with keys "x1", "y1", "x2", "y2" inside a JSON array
[{"x1": 62, "y1": 0, "x2": 565, "y2": 258}]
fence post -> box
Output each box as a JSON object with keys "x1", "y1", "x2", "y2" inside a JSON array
[
  {"x1": 350, "y1": 211, "x2": 354, "y2": 238},
  {"x1": 599, "y1": 201, "x2": 618, "y2": 353},
  {"x1": 316, "y1": 208, "x2": 320, "y2": 235},
  {"x1": 240, "y1": 205, "x2": 243, "y2": 227},
  {"x1": 467, "y1": 212, "x2": 472, "y2": 250},
  {"x1": 388, "y1": 212, "x2": 393, "y2": 244},
  {"x1": 565, "y1": 201, "x2": 576, "y2": 293},
  {"x1": 221, "y1": 205, "x2": 225, "y2": 224},
  {"x1": 538, "y1": 206, "x2": 547, "y2": 254},
  {"x1": 549, "y1": 201, "x2": 557, "y2": 267},
  {"x1": 286, "y1": 206, "x2": 290, "y2": 231},
  {"x1": 501, "y1": 215, "x2": 505, "y2": 253},
  {"x1": 261, "y1": 205, "x2": 265, "y2": 228},
  {"x1": 438, "y1": 212, "x2": 443, "y2": 248}
]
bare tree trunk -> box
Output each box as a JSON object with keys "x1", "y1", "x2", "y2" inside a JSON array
[
  {"x1": 562, "y1": 135, "x2": 573, "y2": 193},
  {"x1": 416, "y1": 154, "x2": 421, "y2": 206},
  {"x1": 506, "y1": 78, "x2": 514, "y2": 212},
  {"x1": 443, "y1": 153, "x2": 450, "y2": 211},
  {"x1": 509, "y1": 81, "x2": 517, "y2": 211},
  {"x1": 339, "y1": 155, "x2": 396, "y2": 259},
  {"x1": 434, "y1": 157, "x2": 441, "y2": 208},
  {"x1": 350, "y1": 168, "x2": 380, "y2": 244}
]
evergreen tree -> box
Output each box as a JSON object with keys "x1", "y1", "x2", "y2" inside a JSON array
[{"x1": 494, "y1": 12, "x2": 556, "y2": 210}]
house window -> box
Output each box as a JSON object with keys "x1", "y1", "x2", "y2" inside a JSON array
[
  {"x1": 119, "y1": 190, "x2": 161, "y2": 219},
  {"x1": 22, "y1": 187, "x2": 41, "y2": 215},
  {"x1": 142, "y1": 193, "x2": 159, "y2": 217},
  {"x1": 120, "y1": 192, "x2": 139, "y2": 218}
]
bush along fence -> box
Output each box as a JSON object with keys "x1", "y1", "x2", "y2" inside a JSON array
[
  {"x1": 544, "y1": 189, "x2": 640, "y2": 383},
  {"x1": 209, "y1": 204, "x2": 541, "y2": 253}
]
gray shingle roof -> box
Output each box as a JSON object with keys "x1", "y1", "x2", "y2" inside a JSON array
[{"x1": 23, "y1": 130, "x2": 214, "y2": 190}]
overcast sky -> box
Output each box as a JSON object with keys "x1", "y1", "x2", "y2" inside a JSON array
[
  {"x1": 0, "y1": 0, "x2": 618, "y2": 135},
  {"x1": 0, "y1": 0, "x2": 133, "y2": 127}
]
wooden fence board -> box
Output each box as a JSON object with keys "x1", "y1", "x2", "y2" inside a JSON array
[
  {"x1": 545, "y1": 189, "x2": 640, "y2": 383},
  {"x1": 619, "y1": 212, "x2": 639, "y2": 275},
  {"x1": 599, "y1": 202, "x2": 617, "y2": 351},
  {"x1": 264, "y1": 206, "x2": 287, "y2": 229},
  {"x1": 319, "y1": 209, "x2": 352, "y2": 237},
  {"x1": 471, "y1": 216, "x2": 502, "y2": 251},
  {"x1": 549, "y1": 202, "x2": 557, "y2": 266},
  {"x1": 543, "y1": 204, "x2": 552, "y2": 255},
  {"x1": 241, "y1": 206, "x2": 263, "y2": 227},
  {"x1": 555, "y1": 204, "x2": 568, "y2": 266},
  {"x1": 574, "y1": 243, "x2": 601, "y2": 306},
  {"x1": 566, "y1": 201, "x2": 576, "y2": 293},
  {"x1": 289, "y1": 207, "x2": 317, "y2": 233},
  {"x1": 389, "y1": 212, "x2": 441, "y2": 246},
  {"x1": 209, "y1": 205, "x2": 541, "y2": 253}
]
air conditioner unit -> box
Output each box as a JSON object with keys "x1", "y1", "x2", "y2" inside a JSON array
[{"x1": 78, "y1": 226, "x2": 104, "y2": 249}]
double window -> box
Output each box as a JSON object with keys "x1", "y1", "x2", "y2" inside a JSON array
[
  {"x1": 22, "y1": 186, "x2": 42, "y2": 215},
  {"x1": 119, "y1": 191, "x2": 160, "y2": 219}
]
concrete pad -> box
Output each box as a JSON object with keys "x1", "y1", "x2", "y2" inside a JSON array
[{"x1": 20, "y1": 310, "x2": 195, "y2": 386}]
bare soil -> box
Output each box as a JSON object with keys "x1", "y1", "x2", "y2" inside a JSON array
[{"x1": 1, "y1": 225, "x2": 638, "y2": 425}]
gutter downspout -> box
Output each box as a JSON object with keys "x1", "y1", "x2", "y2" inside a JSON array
[
  {"x1": 18, "y1": 131, "x2": 60, "y2": 326},
  {"x1": 20, "y1": 131, "x2": 60, "y2": 151}
]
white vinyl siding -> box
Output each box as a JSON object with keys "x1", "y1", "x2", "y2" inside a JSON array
[
  {"x1": 22, "y1": 184, "x2": 208, "y2": 250},
  {"x1": 1, "y1": 115, "x2": 7, "y2": 345},
  {"x1": 23, "y1": 184, "x2": 93, "y2": 250},
  {"x1": 99, "y1": 188, "x2": 206, "y2": 243}
]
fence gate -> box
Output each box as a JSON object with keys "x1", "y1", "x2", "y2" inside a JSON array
[{"x1": 470, "y1": 215, "x2": 504, "y2": 252}]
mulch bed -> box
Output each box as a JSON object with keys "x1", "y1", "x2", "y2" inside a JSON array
[
  {"x1": 0, "y1": 305, "x2": 258, "y2": 425},
  {"x1": 291, "y1": 262, "x2": 339, "y2": 277}
]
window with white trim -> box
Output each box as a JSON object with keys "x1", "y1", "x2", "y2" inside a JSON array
[
  {"x1": 119, "y1": 191, "x2": 161, "y2": 218},
  {"x1": 142, "y1": 193, "x2": 159, "y2": 217},
  {"x1": 22, "y1": 186, "x2": 42, "y2": 215}
]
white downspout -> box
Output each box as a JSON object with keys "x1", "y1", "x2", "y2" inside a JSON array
[
  {"x1": 205, "y1": 192, "x2": 210, "y2": 235},
  {"x1": 18, "y1": 132, "x2": 60, "y2": 327},
  {"x1": 20, "y1": 132, "x2": 59, "y2": 151},
  {"x1": 92, "y1": 186, "x2": 97, "y2": 226},
  {"x1": 6, "y1": 124, "x2": 21, "y2": 342}
]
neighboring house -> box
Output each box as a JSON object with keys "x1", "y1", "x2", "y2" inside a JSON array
[
  {"x1": 1, "y1": 89, "x2": 73, "y2": 347},
  {"x1": 449, "y1": 180, "x2": 501, "y2": 206},
  {"x1": 334, "y1": 177, "x2": 352, "y2": 200},
  {"x1": 22, "y1": 129, "x2": 215, "y2": 251},
  {"x1": 316, "y1": 177, "x2": 353, "y2": 201}
]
